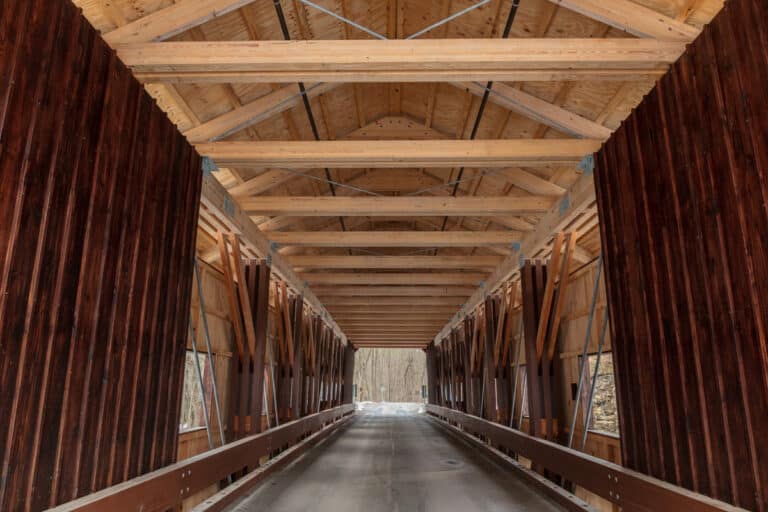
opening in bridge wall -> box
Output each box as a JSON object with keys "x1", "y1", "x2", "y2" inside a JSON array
[{"x1": 354, "y1": 349, "x2": 426, "y2": 403}]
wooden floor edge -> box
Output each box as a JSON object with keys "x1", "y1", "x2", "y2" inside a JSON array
[
  {"x1": 426, "y1": 414, "x2": 598, "y2": 512},
  {"x1": 191, "y1": 412, "x2": 357, "y2": 512}
]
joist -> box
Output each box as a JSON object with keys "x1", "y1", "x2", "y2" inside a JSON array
[
  {"x1": 327, "y1": 307, "x2": 458, "y2": 315},
  {"x1": 353, "y1": 343, "x2": 428, "y2": 348},
  {"x1": 453, "y1": 82, "x2": 613, "y2": 141},
  {"x1": 288, "y1": 255, "x2": 503, "y2": 270},
  {"x1": 116, "y1": 39, "x2": 684, "y2": 83},
  {"x1": 434, "y1": 172, "x2": 597, "y2": 343},
  {"x1": 327, "y1": 305, "x2": 458, "y2": 312},
  {"x1": 197, "y1": 139, "x2": 602, "y2": 169},
  {"x1": 199, "y1": 171, "x2": 347, "y2": 344},
  {"x1": 103, "y1": 0, "x2": 257, "y2": 45},
  {"x1": 345, "y1": 329, "x2": 442, "y2": 334},
  {"x1": 334, "y1": 313, "x2": 456, "y2": 319},
  {"x1": 350, "y1": 335, "x2": 433, "y2": 340},
  {"x1": 241, "y1": 197, "x2": 553, "y2": 217},
  {"x1": 322, "y1": 297, "x2": 467, "y2": 307},
  {"x1": 184, "y1": 84, "x2": 339, "y2": 143},
  {"x1": 497, "y1": 169, "x2": 568, "y2": 197},
  {"x1": 312, "y1": 286, "x2": 476, "y2": 297},
  {"x1": 267, "y1": 231, "x2": 521, "y2": 247},
  {"x1": 302, "y1": 273, "x2": 487, "y2": 286},
  {"x1": 339, "y1": 320, "x2": 448, "y2": 325},
  {"x1": 547, "y1": 0, "x2": 701, "y2": 41}
]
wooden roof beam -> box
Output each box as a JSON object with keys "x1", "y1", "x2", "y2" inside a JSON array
[
  {"x1": 321, "y1": 297, "x2": 467, "y2": 306},
  {"x1": 266, "y1": 231, "x2": 521, "y2": 247},
  {"x1": 453, "y1": 82, "x2": 613, "y2": 140},
  {"x1": 313, "y1": 286, "x2": 475, "y2": 297},
  {"x1": 116, "y1": 39, "x2": 684, "y2": 83},
  {"x1": 103, "y1": 0, "x2": 257, "y2": 45},
  {"x1": 326, "y1": 306, "x2": 458, "y2": 314},
  {"x1": 227, "y1": 169, "x2": 300, "y2": 198},
  {"x1": 352, "y1": 344, "x2": 429, "y2": 348},
  {"x1": 184, "y1": 84, "x2": 340, "y2": 143},
  {"x1": 288, "y1": 255, "x2": 503, "y2": 270},
  {"x1": 241, "y1": 196, "x2": 553, "y2": 217},
  {"x1": 302, "y1": 273, "x2": 487, "y2": 285},
  {"x1": 546, "y1": 0, "x2": 701, "y2": 41},
  {"x1": 197, "y1": 139, "x2": 602, "y2": 169}
]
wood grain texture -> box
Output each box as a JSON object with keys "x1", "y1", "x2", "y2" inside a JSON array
[
  {"x1": 0, "y1": 0, "x2": 202, "y2": 509},
  {"x1": 594, "y1": 0, "x2": 768, "y2": 509}
]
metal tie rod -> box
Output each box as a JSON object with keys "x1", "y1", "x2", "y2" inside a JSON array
[
  {"x1": 580, "y1": 303, "x2": 611, "y2": 451},
  {"x1": 188, "y1": 320, "x2": 215, "y2": 451},
  {"x1": 193, "y1": 259, "x2": 227, "y2": 448},
  {"x1": 299, "y1": 0, "x2": 490, "y2": 41},
  {"x1": 567, "y1": 253, "x2": 603, "y2": 448}
]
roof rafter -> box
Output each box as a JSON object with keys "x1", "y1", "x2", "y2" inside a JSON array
[
  {"x1": 546, "y1": 0, "x2": 700, "y2": 41},
  {"x1": 103, "y1": 0, "x2": 258, "y2": 45},
  {"x1": 453, "y1": 81, "x2": 613, "y2": 140},
  {"x1": 184, "y1": 84, "x2": 340, "y2": 143}
]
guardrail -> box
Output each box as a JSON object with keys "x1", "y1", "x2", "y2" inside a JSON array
[
  {"x1": 49, "y1": 405, "x2": 355, "y2": 512},
  {"x1": 426, "y1": 405, "x2": 744, "y2": 512}
]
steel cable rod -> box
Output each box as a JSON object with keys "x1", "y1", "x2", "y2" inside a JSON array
[
  {"x1": 567, "y1": 253, "x2": 602, "y2": 448},
  {"x1": 273, "y1": 0, "x2": 348, "y2": 234},
  {"x1": 579, "y1": 302, "x2": 610, "y2": 451},
  {"x1": 508, "y1": 312, "x2": 525, "y2": 428},
  {"x1": 438, "y1": 0, "x2": 521, "y2": 234},
  {"x1": 277, "y1": 167, "x2": 382, "y2": 196},
  {"x1": 188, "y1": 320, "x2": 215, "y2": 450},
  {"x1": 193, "y1": 259, "x2": 227, "y2": 448},
  {"x1": 208, "y1": 83, "x2": 329, "y2": 142}
]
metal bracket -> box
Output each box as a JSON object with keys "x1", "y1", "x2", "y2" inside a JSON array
[
  {"x1": 558, "y1": 193, "x2": 571, "y2": 216},
  {"x1": 510, "y1": 241, "x2": 522, "y2": 252},
  {"x1": 201, "y1": 157, "x2": 218, "y2": 176},
  {"x1": 577, "y1": 154, "x2": 595, "y2": 175},
  {"x1": 222, "y1": 197, "x2": 235, "y2": 217}
]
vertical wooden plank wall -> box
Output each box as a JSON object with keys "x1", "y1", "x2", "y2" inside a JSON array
[
  {"x1": 594, "y1": 0, "x2": 768, "y2": 509},
  {"x1": 0, "y1": 0, "x2": 203, "y2": 510}
]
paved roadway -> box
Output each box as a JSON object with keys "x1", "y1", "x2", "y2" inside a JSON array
[{"x1": 232, "y1": 403, "x2": 565, "y2": 512}]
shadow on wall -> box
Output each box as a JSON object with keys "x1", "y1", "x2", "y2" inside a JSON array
[{"x1": 354, "y1": 348, "x2": 427, "y2": 402}]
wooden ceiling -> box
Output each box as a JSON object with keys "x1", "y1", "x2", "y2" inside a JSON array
[{"x1": 73, "y1": 0, "x2": 723, "y2": 348}]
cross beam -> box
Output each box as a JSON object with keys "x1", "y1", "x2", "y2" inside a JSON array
[
  {"x1": 116, "y1": 39, "x2": 685, "y2": 83},
  {"x1": 197, "y1": 139, "x2": 602, "y2": 169}
]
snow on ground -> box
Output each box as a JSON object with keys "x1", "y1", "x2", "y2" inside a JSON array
[{"x1": 355, "y1": 401, "x2": 426, "y2": 416}]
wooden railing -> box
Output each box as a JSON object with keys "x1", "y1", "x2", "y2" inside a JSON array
[
  {"x1": 48, "y1": 405, "x2": 355, "y2": 512},
  {"x1": 426, "y1": 405, "x2": 744, "y2": 512}
]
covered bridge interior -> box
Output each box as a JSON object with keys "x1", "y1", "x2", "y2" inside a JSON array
[{"x1": 1, "y1": 0, "x2": 767, "y2": 510}]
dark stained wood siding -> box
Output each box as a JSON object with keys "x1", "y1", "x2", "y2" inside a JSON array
[
  {"x1": 0, "y1": 0, "x2": 202, "y2": 509},
  {"x1": 594, "y1": 0, "x2": 768, "y2": 509}
]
